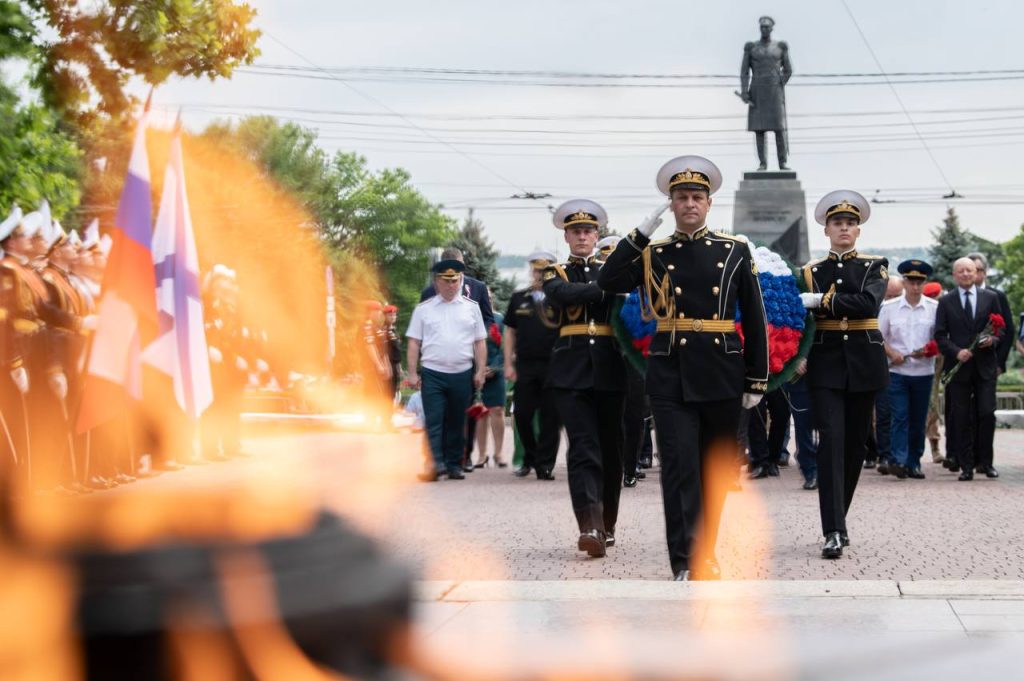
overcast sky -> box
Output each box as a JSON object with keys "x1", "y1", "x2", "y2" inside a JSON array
[{"x1": 139, "y1": 0, "x2": 1024, "y2": 259}]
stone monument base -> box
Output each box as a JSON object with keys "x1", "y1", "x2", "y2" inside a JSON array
[{"x1": 731, "y1": 171, "x2": 810, "y2": 265}]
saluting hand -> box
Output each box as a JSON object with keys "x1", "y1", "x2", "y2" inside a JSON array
[{"x1": 637, "y1": 201, "x2": 672, "y2": 238}]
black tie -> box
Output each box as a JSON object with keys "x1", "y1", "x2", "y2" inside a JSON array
[{"x1": 964, "y1": 290, "x2": 973, "y2": 321}]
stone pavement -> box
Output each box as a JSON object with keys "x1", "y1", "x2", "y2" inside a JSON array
[{"x1": 124, "y1": 426, "x2": 1024, "y2": 582}]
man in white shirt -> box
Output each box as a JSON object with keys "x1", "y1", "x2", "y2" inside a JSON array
[
  {"x1": 406, "y1": 259, "x2": 487, "y2": 481},
  {"x1": 879, "y1": 260, "x2": 938, "y2": 479}
]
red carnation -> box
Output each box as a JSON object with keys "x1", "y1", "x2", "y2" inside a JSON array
[
  {"x1": 923, "y1": 340, "x2": 939, "y2": 358},
  {"x1": 466, "y1": 401, "x2": 489, "y2": 420},
  {"x1": 488, "y1": 323, "x2": 503, "y2": 347},
  {"x1": 989, "y1": 313, "x2": 1006, "y2": 334}
]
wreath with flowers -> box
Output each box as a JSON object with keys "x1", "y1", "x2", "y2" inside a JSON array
[{"x1": 612, "y1": 244, "x2": 815, "y2": 392}]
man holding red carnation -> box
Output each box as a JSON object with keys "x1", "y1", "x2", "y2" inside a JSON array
[
  {"x1": 934, "y1": 257, "x2": 1005, "y2": 480},
  {"x1": 878, "y1": 260, "x2": 939, "y2": 479}
]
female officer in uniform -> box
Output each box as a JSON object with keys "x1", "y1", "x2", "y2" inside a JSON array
[{"x1": 799, "y1": 190, "x2": 889, "y2": 559}]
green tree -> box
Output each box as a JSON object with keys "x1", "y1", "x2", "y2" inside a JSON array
[
  {"x1": 929, "y1": 207, "x2": 971, "y2": 289},
  {"x1": 0, "y1": 78, "x2": 82, "y2": 219},
  {"x1": 9, "y1": 0, "x2": 260, "y2": 126},
  {"x1": 202, "y1": 117, "x2": 457, "y2": 330},
  {"x1": 451, "y1": 209, "x2": 515, "y2": 313},
  {"x1": 995, "y1": 223, "x2": 1024, "y2": 322}
]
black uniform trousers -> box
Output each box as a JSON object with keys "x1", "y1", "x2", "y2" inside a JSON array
[
  {"x1": 747, "y1": 389, "x2": 791, "y2": 468},
  {"x1": 553, "y1": 388, "x2": 624, "y2": 534},
  {"x1": 651, "y1": 395, "x2": 741, "y2": 575},
  {"x1": 945, "y1": 374, "x2": 996, "y2": 471},
  {"x1": 812, "y1": 387, "x2": 875, "y2": 536},
  {"x1": 622, "y1": 362, "x2": 650, "y2": 476},
  {"x1": 512, "y1": 359, "x2": 560, "y2": 473}
]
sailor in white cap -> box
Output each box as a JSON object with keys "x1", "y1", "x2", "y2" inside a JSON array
[
  {"x1": 599, "y1": 155, "x2": 769, "y2": 580},
  {"x1": 800, "y1": 189, "x2": 888, "y2": 559},
  {"x1": 541, "y1": 198, "x2": 627, "y2": 558},
  {"x1": 595, "y1": 235, "x2": 622, "y2": 264},
  {"x1": 505, "y1": 249, "x2": 561, "y2": 480}
]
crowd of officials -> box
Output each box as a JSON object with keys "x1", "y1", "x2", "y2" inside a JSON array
[
  {"x1": 398, "y1": 154, "x2": 1019, "y2": 579},
  {"x1": 0, "y1": 203, "x2": 265, "y2": 496}
]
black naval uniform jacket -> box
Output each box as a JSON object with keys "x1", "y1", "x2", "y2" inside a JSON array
[
  {"x1": 541, "y1": 256, "x2": 625, "y2": 392},
  {"x1": 800, "y1": 250, "x2": 889, "y2": 393},
  {"x1": 598, "y1": 226, "x2": 770, "y2": 402},
  {"x1": 504, "y1": 288, "x2": 559, "y2": 364}
]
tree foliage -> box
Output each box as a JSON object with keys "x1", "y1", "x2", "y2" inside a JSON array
[
  {"x1": 451, "y1": 210, "x2": 515, "y2": 313},
  {"x1": 929, "y1": 207, "x2": 971, "y2": 290},
  {"x1": 202, "y1": 116, "x2": 458, "y2": 330},
  {"x1": 11, "y1": 0, "x2": 260, "y2": 126},
  {"x1": 0, "y1": 78, "x2": 82, "y2": 220},
  {"x1": 995, "y1": 224, "x2": 1024, "y2": 324}
]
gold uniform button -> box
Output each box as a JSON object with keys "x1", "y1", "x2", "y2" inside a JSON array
[
  {"x1": 656, "y1": 248, "x2": 663, "y2": 253},
  {"x1": 705, "y1": 240, "x2": 712, "y2": 246},
  {"x1": 680, "y1": 338, "x2": 687, "y2": 346},
  {"x1": 717, "y1": 262, "x2": 724, "y2": 268},
  {"x1": 589, "y1": 339, "x2": 596, "y2": 345},
  {"x1": 584, "y1": 267, "x2": 590, "y2": 272},
  {"x1": 712, "y1": 313, "x2": 719, "y2": 320},
  {"x1": 812, "y1": 267, "x2": 818, "y2": 272},
  {"x1": 678, "y1": 312, "x2": 685, "y2": 319},
  {"x1": 712, "y1": 286, "x2": 720, "y2": 295},
  {"x1": 836, "y1": 278, "x2": 843, "y2": 284},
  {"x1": 725, "y1": 243, "x2": 732, "y2": 249},
  {"x1": 674, "y1": 287, "x2": 682, "y2": 294},
  {"x1": 714, "y1": 338, "x2": 720, "y2": 345},
  {"x1": 837, "y1": 263, "x2": 843, "y2": 268},
  {"x1": 676, "y1": 243, "x2": 682, "y2": 249},
  {"x1": 668, "y1": 264, "x2": 675, "y2": 270},
  {"x1": 843, "y1": 334, "x2": 849, "y2": 341}
]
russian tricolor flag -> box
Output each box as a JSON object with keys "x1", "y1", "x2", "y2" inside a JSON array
[
  {"x1": 142, "y1": 124, "x2": 213, "y2": 419},
  {"x1": 77, "y1": 98, "x2": 159, "y2": 433}
]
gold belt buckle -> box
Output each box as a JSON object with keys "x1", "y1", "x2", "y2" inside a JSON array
[
  {"x1": 587, "y1": 320, "x2": 597, "y2": 336},
  {"x1": 839, "y1": 319, "x2": 849, "y2": 331},
  {"x1": 692, "y1": 319, "x2": 704, "y2": 332}
]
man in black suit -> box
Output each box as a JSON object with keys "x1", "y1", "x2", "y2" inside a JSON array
[
  {"x1": 420, "y1": 247, "x2": 495, "y2": 326},
  {"x1": 968, "y1": 252, "x2": 1014, "y2": 374},
  {"x1": 935, "y1": 257, "x2": 1002, "y2": 480}
]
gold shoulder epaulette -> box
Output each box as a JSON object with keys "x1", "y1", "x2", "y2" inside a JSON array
[
  {"x1": 714, "y1": 231, "x2": 747, "y2": 242},
  {"x1": 857, "y1": 254, "x2": 885, "y2": 260},
  {"x1": 543, "y1": 263, "x2": 569, "y2": 282},
  {"x1": 650, "y1": 235, "x2": 676, "y2": 247}
]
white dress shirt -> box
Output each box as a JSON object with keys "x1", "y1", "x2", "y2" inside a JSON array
[
  {"x1": 878, "y1": 293, "x2": 938, "y2": 376},
  {"x1": 406, "y1": 295, "x2": 486, "y2": 373}
]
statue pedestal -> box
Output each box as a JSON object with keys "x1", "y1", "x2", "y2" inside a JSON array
[{"x1": 731, "y1": 171, "x2": 810, "y2": 265}]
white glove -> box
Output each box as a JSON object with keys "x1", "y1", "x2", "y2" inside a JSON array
[
  {"x1": 209, "y1": 347, "x2": 223, "y2": 363},
  {"x1": 742, "y1": 392, "x2": 763, "y2": 410},
  {"x1": 800, "y1": 292, "x2": 823, "y2": 309},
  {"x1": 80, "y1": 314, "x2": 99, "y2": 331},
  {"x1": 49, "y1": 372, "x2": 68, "y2": 401},
  {"x1": 255, "y1": 359, "x2": 269, "y2": 373},
  {"x1": 636, "y1": 201, "x2": 672, "y2": 238},
  {"x1": 235, "y1": 357, "x2": 249, "y2": 372},
  {"x1": 10, "y1": 366, "x2": 28, "y2": 394}
]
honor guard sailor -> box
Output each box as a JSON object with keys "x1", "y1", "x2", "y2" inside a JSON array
[
  {"x1": 599, "y1": 155, "x2": 769, "y2": 580},
  {"x1": 542, "y1": 200, "x2": 626, "y2": 558},
  {"x1": 800, "y1": 190, "x2": 889, "y2": 559}
]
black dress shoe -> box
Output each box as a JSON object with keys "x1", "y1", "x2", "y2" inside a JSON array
[
  {"x1": 462, "y1": 461, "x2": 475, "y2": 473},
  {"x1": 447, "y1": 467, "x2": 466, "y2": 480},
  {"x1": 863, "y1": 460, "x2": 877, "y2": 470},
  {"x1": 636, "y1": 469, "x2": 646, "y2": 480},
  {"x1": 892, "y1": 464, "x2": 908, "y2": 479},
  {"x1": 802, "y1": 476, "x2": 818, "y2": 490},
  {"x1": 840, "y1": 532, "x2": 850, "y2": 547},
  {"x1": 513, "y1": 466, "x2": 533, "y2": 478},
  {"x1": 983, "y1": 466, "x2": 999, "y2": 478},
  {"x1": 877, "y1": 462, "x2": 889, "y2": 475},
  {"x1": 748, "y1": 464, "x2": 769, "y2": 480},
  {"x1": 536, "y1": 469, "x2": 555, "y2": 481},
  {"x1": 605, "y1": 529, "x2": 616, "y2": 547},
  {"x1": 908, "y1": 467, "x2": 925, "y2": 479},
  {"x1": 497, "y1": 461, "x2": 508, "y2": 469},
  {"x1": 943, "y1": 459, "x2": 960, "y2": 472},
  {"x1": 673, "y1": 569, "x2": 691, "y2": 581},
  {"x1": 577, "y1": 530, "x2": 606, "y2": 558},
  {"x1": 767, "y1": 463, "x2": 780, "y2": 477},
  {"x1": 639, "y1": 457, "x2": 653, "y2": 469},
  {"x1": 958, "y1": 471, "x2": 973, "y2": 481},
  {"x1": 822, "y1": 532, "x2": 843, "y2": 559},
  {"x1": 623, "y1": 475, "x2": 638, "y2": 488},
  {"x1": 778, "y1": 456, "x2": 791, "y2": 468}
]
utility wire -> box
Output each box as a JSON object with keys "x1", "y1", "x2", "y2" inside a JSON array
[
  {"x1": 840, "y1": 0, "x2": 957, "y2": 195},
  {"x1": 259, "y1": 31, "x2": 531, "y2": 197}
]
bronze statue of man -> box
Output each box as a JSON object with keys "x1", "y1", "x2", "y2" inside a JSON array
[{"x1": 740, "y1": 16, "x2": 792, "y2": 170}]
